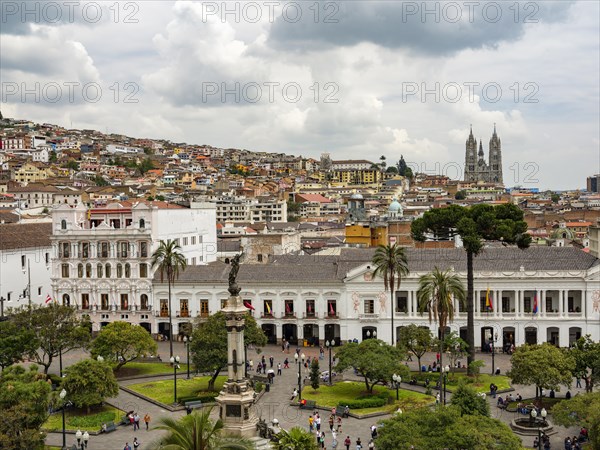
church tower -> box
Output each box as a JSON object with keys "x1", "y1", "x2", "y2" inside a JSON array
[
  {"x1": 464, "y1": 125, "x2": 478, "y2": 182},
  {"x1": 488, "y1": 124, "x2": 503, "y2": 184}
]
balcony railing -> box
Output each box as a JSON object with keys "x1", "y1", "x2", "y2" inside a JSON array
[
  {"x1": 326, "y1": 313, "x2": 339, "y2": 319},
  {"x1": 283, "y1": 312, "x2": 296, "y2": 319},
  {"x1": 358, "y1": 313, "x2": 379, "y2": 321},
  {"x1": 178, "y1": 310, "x2": 190, "y2": 318},
  {"x1": 303, "y1": 312, "x2": 317, "y2": 319},
  {"x1": 261, "y1": 312, "x2": 275, "y2": 319}
]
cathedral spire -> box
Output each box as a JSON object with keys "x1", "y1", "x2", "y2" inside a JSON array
[
  {"x1": 493, "y1": 123, "x2": 497, "y2": 136},
  {"x1": 478, "y1": 139, "x2": 484, "y2": 157}
]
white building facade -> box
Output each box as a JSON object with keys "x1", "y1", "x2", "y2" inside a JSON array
[
  {"x1": 0, "y1": 222, "x2": 53, "y2": 312},
  {"x1": 51, "y1": 201, "x2": 217, "y2": 335},
  {"x1": 154, "y1": 247, "x2": 600, "y2": 348}
]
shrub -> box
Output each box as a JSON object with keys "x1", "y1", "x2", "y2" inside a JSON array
[
  {"x1": 343, "y1": 391, "x2": 389, "y2": 409},
  {"x1": 177, "y1": 392, "x2": 219, "y2": 404},
  {"x1": 255, "y1": 381, "x2": 264, "y2": 393},
  {"x1": 468, "y1": 360, "x2": 484, "y2": 378}
]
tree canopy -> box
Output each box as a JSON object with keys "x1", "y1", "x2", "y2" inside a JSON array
[
  {"x1": 507, "y1": 343, "x2": 575, "y2": 398},
  {"x1": 62, "y1": 359, "x2": 119, "y2": 413},
  {"x1": 552, "y1": 391, "x2": 600, "y2": 449},
  {"x1": 0, "y1": 365, "x2": 51, "y2": 450},
  {"x1": 0, "y1": 320, "x2": 37, "y2": 370},
  {"x1": 450, "y1": 381, "x2": 490, "y2": 417},
  {"x1": 91, "y1": 321, "x2": 157, "y2": 371},
  {"x1": 10, "y1": 304, "x2": 91, "y2": 374},
  {"x1": 375, "y1": 406, "x2": 521, "y2": 450},
  {"x1": 275, "y1": 427, "x2": 319, "y2": 450},
  {"x1": 334, "y1": 339, "x2": 408, "y2": 393},
  {"x1": 570, "y1": 335, "x2": 600, "y2": 393},
  {"x1": 397, "y1": 324, "x2": 432, "y2": 372},
  {"x1": 190, "y1": 312, "x2": 267, "y2": 391}
]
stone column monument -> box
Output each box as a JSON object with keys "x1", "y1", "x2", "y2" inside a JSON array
[{"x1": 215, "y1": 254, "x2": 258, "y2": 437}]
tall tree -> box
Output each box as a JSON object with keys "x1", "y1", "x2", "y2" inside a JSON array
[
  {"x1": 396, "y1": 324, "x2": 432, "y2": 372},
  {"x1": 570, "y1": 335, "x2": 600, "y2": 393},
  {"x1": 0, "y1": 365, "x2": 51, "y2": 450},
  {"x1": 0, "y1": 321, "x2": 37, "y2": 370},
  {"x1": 450, "y1": 381, "x2": 490, "y2": 417},
  {"x1": 91, "y1": 321, "x2": 158, "y2": 371},
  {"x1": 62, "y1": 359, "x2": 119, "y2": 414},
  {"x1": 417, "y1": 267, "x2": 466, "y2": 393},
  {"x1": 149, "y1": 407, "x2": 254, "y2": 450},
  {"x1": 190, "y1": 312, "x2": 266, "y2": 391},
  {"x1": 507, "y1": 343, "x2": 575, "y2": 400},
  {"x1": 10, "y1": 304, "x2": 90, "y2": 374},
  {"x1": 309, "y1": 359, "x2": 320, "y2": 391},
  {"x1": 152, "y1": 239, "x2": 187, "y2": 358},
  {"x1": 275, "y1": 427, "x2": 319, "y2": 450},
  {"x1": 552, "y1": 391, "x2": 600, "y2": 450},
  {"x1": 334, "y1": 339, "x2": 408, "y2": 393},
  {"x1": 371, "y1": 243, "x2": 409, "y2": 345},
  {"x1": 411, "y1": 203, "x2": 531, "y2": 365}
]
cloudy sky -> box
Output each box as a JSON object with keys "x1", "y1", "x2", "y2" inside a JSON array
[{"x1": 1, "y1": 1, "x2": 598, "y2": 189}]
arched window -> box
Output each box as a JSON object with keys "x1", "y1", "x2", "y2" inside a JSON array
[
  {"x1": 77, "y1": 263, "x2": 83, "y2": 278},
  {"x1": 139, "y1": 218, "x2": 145, "y2": 229},
  {"x1": 140, "y1": 294, "x2": 149, "y2": 310},
  {"x1": 105, "y1": 263, "x2": 111, "y2": 278},
  {"x1": 62, "y1": 293, "x2": 70, "y2": 306},
  {"x1": 85, "y1": 263, "x2": 92, "y2": 278},
  {"x1": 97, "y1": 263, "x2": 103, "y2": 278},
  {"x1": 124, "y1": 263, "x2": 131, "y2": 278},
  {"x1": 117, "y1": 263, "x2": 123, "y2": 278},
  {"x1": 61, "y1": 219, "x2": 67, "y2": 230}
]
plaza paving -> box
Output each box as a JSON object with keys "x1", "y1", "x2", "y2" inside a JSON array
[{"x1": 44, "y1": 342, "x2": 584, "y2": 449}]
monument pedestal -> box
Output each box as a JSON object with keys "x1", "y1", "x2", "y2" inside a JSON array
[{"x1": 215, "y1": 292, "x2": 258, "y2": 438}]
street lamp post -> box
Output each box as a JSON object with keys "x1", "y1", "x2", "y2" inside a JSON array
[
  {"x1": 170, "y1": 355, "x2": 180, "y2": 404},
  {"x1": 294, "y1": 352, "x2": 305, "y2": 402},
  {"x1": 392, "y1": 373, "x2": 402, "y2": 401},
  {"x1": 530, "y1": 408, "x2": 547, "y2": 450},
  {"x1": 366, "y1": 330, "x2": 377, "y2": 340},
  {"x1": 183, "y1": 336, "x2": 192, "y2": 379},
  {"x1": 325, "y1": 340, "x2": 335, "y2": 386},
  {"x1": 59, "y1": 388, "x2": 67, "y2": 450},
  {"x1": 442, "y1": 365, "x2": 450, "y2": 405},
  {"x1": 491, "y1": 332, "x2": 498, "y2": 375}
]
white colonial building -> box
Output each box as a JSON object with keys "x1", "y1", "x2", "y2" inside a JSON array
[
  {"x1": 154, "y1": 247, "x2": 600, "y2": 348},
  {"x1": 0, "y1": 222, "x2": 53, "y2": 312},
  {"x1": 51, "y1": 201, "x2": 217, "y2": 335}
]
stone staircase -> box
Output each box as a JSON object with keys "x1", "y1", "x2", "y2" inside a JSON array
[{"x1": 247, "y1": 436, "x2": 273, "y2": 449}]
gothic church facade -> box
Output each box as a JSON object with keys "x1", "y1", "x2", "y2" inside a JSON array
[{"x1": 464, "y1": 125, "x2": 503, "y2": 184}]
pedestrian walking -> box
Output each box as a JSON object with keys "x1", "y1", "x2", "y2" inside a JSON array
[
  {"x1": 284, "y1": 358, "x2": 289, "y2": 368},
  {"x1": 277, "y1": 363, "x2": 282, "y2": 375},
  {"x1": 133, "y1": 437, "x2": 140, "y2": 449},
  {"x1": 356, "y1": 437, "x2": 362, "y2": 450},
  {"x1": 291, "y1": 388, "x2": 298, "y2": 401},
  {"x1": 269, "y1": 356, "x2": 274, "y2": 368},
  {"x1": 133, "y1": 413, "x2": 140, "y2": 430},
  {"x1": 143, "y1": 413, "x2": 150, "y2": 431},
  {"x1": 320, "y1": 431, "x2": 326, "y2": 448},
  {"x1": 124, "y1": 443, "x2": 131, "y2": 450},
  {"x1": 576, "y1": 376, "x2": 582, "y2": 388},
  {"x1": 309, "y1": 415, "x2": 314, "y2": 432},
  {"x1": 344, "y1": 436, "x2": 351, "y2": 450}
]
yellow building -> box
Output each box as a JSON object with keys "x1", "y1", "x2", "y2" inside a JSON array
[
  {"x1": 319, "y1": 169, "x2": 382, "y2": 185},
  {"x1": 345, "y1": 222, "x2": 388, "y2": 247},
  {"x1": 14, "y1": 162, "x2": 50, "y2": 183}
]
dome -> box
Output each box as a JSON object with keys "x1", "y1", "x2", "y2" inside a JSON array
[
  {"x1": 350, "y1": 193, "x2": 364, "y2": 200},
  {"x1": 388, "y1": 198, "x2": 402, "y2": 212}
]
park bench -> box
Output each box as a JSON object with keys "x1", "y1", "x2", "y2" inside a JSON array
[
  {"x1": 184, "y1": 400, "x2": 203, "y2": 410},
  {"x1": 101, "y1": 421, "x2": 117, "y2": 433},
  {"x1": 300, "y1": 400, "x2": 317, "y2": 410}
]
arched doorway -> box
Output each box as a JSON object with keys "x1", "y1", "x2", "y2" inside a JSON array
[
  {"x1": 481, "y1": 326, "x2": 494, "y2": 352},
  {"x1": 459, "y1": 326, "x2": 468, "y2": 343},
  {"x1": 438, "y1": 326, "x2": 451, "y2": 340},
  {"x1": 324, "y1": 324, "x2": 340, "y2": 346},
  {"x1": 525, "y1": 326, "x2": 537, "y2": 345},
  {"x1": 158, "y1": 322, "x2": 170, "y2": 341},
  {"x1": 139, "y1": 322, "x2": 152, "y2": 334},
  {"x1": 547, "y1": 327, "x2": 559, "y2": 347},
  {"x1": 304, "y1": 324, "x2": 319, "y2": 346},
  {"x1": 261, "y1": 324, "x2": 277, "y2": 344},
  {"x1": 362, "y1": 326, "x2": 378, "y2": 341},
  {"x1": 502, "y1": 327, "x2": 515, "y2": 353},
  {"x1": 100, "y1": 321, "x2": 110, "y2": 329},
  {"x1": 282, "y1": 324, "x2": 298, "y2": 345}
]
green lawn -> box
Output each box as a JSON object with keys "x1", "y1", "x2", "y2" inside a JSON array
[
  {"x1": 301, "y1": 381, "x2": 434, "y2": 416},
  {"x1": 411, "y1": 372, "x2": 511, "y2": 393},
  {"x1": 128, "y1": 376, "x2": 226, "y2": 405},
  {"x1": 114, "y1": 361, "x2": 190, "y2": 378},
  {"x1": 44, "y1": 405, "x2": 123, "y2": 432}
]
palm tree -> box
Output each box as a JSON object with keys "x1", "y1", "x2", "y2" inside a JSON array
[
  {"x1": 274, "y1": 427, "x2": 319, "y2": 450},
  {"x1": 149, "y1": 407, "x2": 253, "y2": 450},
  {"x1": 417, "y1": 267, "x2": 466, "y2": 401},
  {"x1": 372, "y1": 243, "x2": 409, "y2": 346},
  {"x1": 151, "y1": 239, "x2": 187, "y2": 358}
]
